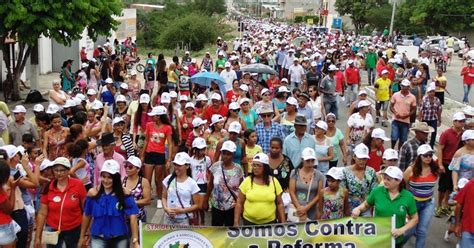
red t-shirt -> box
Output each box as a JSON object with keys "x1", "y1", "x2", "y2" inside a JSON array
[
  {"x1": 180, "y1": 115, "x2": 194, "y2": 143},
  {"x1": 345, "y1": 67, "x2": 360, "y2": 84},
  {"x1": 40, "y1": 178, "x2": 87, "y2": 231},
  {"x1": 335, "y1": 71, "x2": 345, "y2": 93},
  {"x1": 367, "y1": 146, "x2": 385, "y2": 172},
  {"x1": 203, "y1": 105, "x2": 228, "y2": 123},
  {"x1": 439, "y1": 128, "x2": 462, "y2": 164},
  {"x1": 461, "y1": 66, "x2": 474, "y2": 85},
  {"x1": 0, "y1": 191, "x2": 12, "y2": 224},
  {"x1": 455, "y1": 179, "x2": 474, "y2": 233},
  {"x1": 226, "y1": 90, "x2": 239, "y2": 104},
  {"x1": 145, "y1": 123, "x2": 172, "y2": 153}
]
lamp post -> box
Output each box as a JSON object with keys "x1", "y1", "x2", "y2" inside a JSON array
[{"x1": 389, "y1": 0, "x2": 397, "y2": 36}]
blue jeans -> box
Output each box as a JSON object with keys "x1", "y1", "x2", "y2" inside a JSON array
[
  {"x1": 461, "y1": 231, "x2": 474, "y2": 248},
  {"x1": 367, "y1": 68, "x2": 376, "y2": 85},
  {"x1": 91, "y1": 235, "x2": 128, "y2": 248},
  {"x1": 324, "y1": 100, "x2": 339, "y2": 119},
  {"x1": 391, "y1": 120, "x2": 409, "y2": 146},
  {"x1": 463, "y1": 84, "x2": 472, "y2": 103},
  {"x1": 345, "y1": 84, "x2": 359, "y2": 105},
  {"x1": 405, "y1": 199, "x2": 435, "y2": 248},
  {"x1": 45, "y1": 225, "x2": 81, "y2": 248}
]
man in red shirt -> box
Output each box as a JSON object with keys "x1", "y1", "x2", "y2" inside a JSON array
[
  {"x1": 455, "y1": 178, "x2": 474, "y2": 247},
  {"x1": 203, "y1": 93, "x2": 228, "y2": 123},
  {"x1": 344, "y1": 60, "x2": 360, "y2": 107},
  {"x1": 435, "y1": 112, "x2": 465, "y2": 217},
  {"x1": 460, "y1": 59, "x2": 474, "y2": 104}
]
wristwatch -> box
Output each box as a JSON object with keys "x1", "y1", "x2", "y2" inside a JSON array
[{"x1": 132, "y1": 238, "x2": 138, "y2": 244}]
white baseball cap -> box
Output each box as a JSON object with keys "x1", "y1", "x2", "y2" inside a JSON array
[
  {"x1": 173, "y1": 152, "x2": 191, "y2": 165},
  {"x1": 220, "y1": 140, "x2": 237, "y2": 153},
  {"x1": 229, "y1": 102, "x2": 240, "y2": 110},
  {"x1": 87, "y1": 89, "x2": 97, "y2": 95},
  {"x1": 426, "y1": 85, "x2": 436, "y2": 92},
  {"x1": 139, "y1": 94, "x2": 150, "y2": 104},
  {"x1": 253, "y1": 153, "x2": 269, "y2": 164},
  {"x1": 228, "y1": 121, "x2": 242, "y2": 133},
  {"x1": 301, "y1": 147, "x2": 318, "y2": 165},
  {"x1": 358, "y1": 90, "x2": 368, "y2": 96},
  {"x1": 326, "y1": 167, "x2": 344, "y2": 180},
  {"x1": 239, "y1": 84, "x2": 249, "y2": 92},
  {"x1": 196, "y1": 94, "x2": 208, "y2": 101},
  {"x1": 90, "y1": 101, "x2": 104, "y2": 110},
  {"x1": 148, "y1": 106, "x2": 167, "y2": 116},
  {"x1": 239, "y1": 98, "x2": 251, "y2": 105},
  {"x1": 75, "y1": 93, "x2": 86, "y2": 101},
  {"x1": 39, "y1": 159, "x2": 53, "y2": 171},
  {"x1": 462, "y1": 130, "x2": 474, "y2": 141},
  {"x1": 225, "y1": 62, "x2": 231, "y2": 67},
  {"x1": 12, "y1": 105, "x2": 27, "y2": 113},
  {"x1": 315, "y1": 120, "x2": 328, "y2": 131},
  {"x1": 192, "y1": 117, "x2": 207, "y2": 127},
  {"x1": 417, "y1": 144, "x2": 433, "y2": 155},
  {"x1": 169, "y1": 91, "x2": 178, "y2": 98},
  {"x1": 278, "y1": 86, "x2": 290, "y2": 93},
  {"x1": 115, "y1": 94, "x2": 127, "y2": 103},
  {"x1": 383, "y1": 149, "x2": 399, "y2": 160},
  {"x1": 1, "y1": 145, "x2": 19, "y2": 159},
  {"x1": 400, "y1": 79, "x2": 411, "y2": 87},
  {"x1": 126, "y1": 155, "x2": 142, "y2": 169},
  {"x1": 357, "y1": 100, "x2": 371, "y2": 108},
  {"x1": 63, "y1": 99, "x2": 77, "y2": 108},
  {"x1": 210, "y1": 93, "x2": 222, "y2": 101},
  {"x1": 179, "y1": 95, "x2": 189, "y2": 102},
  {"x1": 348, "y1": 59, "x2": 354, "y2": 64},
  {"x1": 211, "y1": 114, "x2": 224, "y2": 126},
  {"x1": 463, "y1": 106, "x2": 474, "y2": 116},
  {"x1": 281, "y1": 78, "x2": 288, "y2": 83},
  {"x1": 354, "y1": 143, "x2": 370, "y2": 159},
  {"x1": 112, "y1": 117, "x2": 125, "y2": 126},
  {"x1": 328, "y1": 65, "x2": 338, "y2": 71},
  {"x1": 260, "y1": 88, "x2": 270, "y2": 96},
  {"x1": 101, "y1": 160, "x2": 120, "y2": 174},
  {"x1": 33, "y1": 104, "x2": 45, "y2": 112},
  {"x1": 458, "y1": 178, "x2": 470, "y2": 189},
  {"x1": 453, "y1": 112, "x2": 466, "y2": 121},
  {"x1": 185, "y1": 102, "x2": 195, "y2": 109},
  {"x1": 192, "y1": 137, "x2": 207, "y2": 149},
  {"x1": 105, "y1": 78, "x2": 113, "y2": 84},
  {"x1": 46, "y1": 104, "x2": 61, "y2": 113},
  {"x1": 286, "y1": 96, "x2": 298, "y2": 106},
  {"x1": 161, "y1": 93, "x2": 171, "y2": 104},
  {"x1": 52, "y1": 157, "x2": 71, "y2": 168},
  {"x1": 372, "y1": 128, "x2": 390, "y2": 141},
  {"x1": 119, "y1": 83, "x2": 129, "y2": 90},
  {"x1": 381, "y1": 69, "x2": 389, "y2": 75},
  {"x1": 310, "y1": 61, "x2": 317, "y2": 67},
  {"x1": 383, "y1": 166, "x2": 403, "y2": 180}
]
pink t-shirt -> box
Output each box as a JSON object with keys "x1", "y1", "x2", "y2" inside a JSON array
[
  {"x1": 145, "y1": 123, "x2": 172, "y2": 154},
  {"x1": 390, "y1": 91, "x2": 416, "y2": 124},
  {"x1": 94, "y1": 152, "x2": 126, "y2": 186}
]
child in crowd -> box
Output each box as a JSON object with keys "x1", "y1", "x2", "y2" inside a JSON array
[
  {"x1": 374, "y1": 70, "x2": 391, "y2": 127},
  {"x1": 190, "y1": 138, "x2": 212, "y2": 225},
  {"x1": 243, "y1": 129, "x2": 262, "y2": 176},
  {"x1": 319, "y1": 167, "x2": 349, "y2": 220},
  {"x1": 444, "y1": 178, "x2": 469, "y2": 247}
]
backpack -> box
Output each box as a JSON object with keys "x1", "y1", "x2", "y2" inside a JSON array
[
  {"x1": 24, "y1": 90, "x2": 47, "y2": 103},
  {"x1": 0, "y1": 111, "x2": 9, "y2": 132}
]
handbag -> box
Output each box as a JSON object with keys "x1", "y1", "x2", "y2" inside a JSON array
[
  {"x1": 42, "y1": 191, "x2": 67, "y2": 245},
  {"x1": 287, "y1": 170, "x2": 313, "y2": 223},
  {"x1": 175, "y1": 180, "x2": 199, "y2": 226}
]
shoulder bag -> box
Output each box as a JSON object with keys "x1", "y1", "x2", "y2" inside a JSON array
[
  {"x1": 42, "y1": 191, "x2": 68, "y2": 245},
  {"x1": 175, "y1": 179, "x2": 199, "y2": 226},
  {"x1": 221, "y1": 164, "x2": 238, "y2": 201}
]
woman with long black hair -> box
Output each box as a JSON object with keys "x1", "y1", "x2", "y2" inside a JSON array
[
  {"x1": 140, "y1": 106, "x2": 174, "y2": 209},
  {"x1": 78, "y1": 160, "x2": 139, "y2": 248},
  {"x1": 162, "y1": 152, "x2": 200, "y2": 225},
  {"x1": 132, "y1": 94, "x2": 152, "y2": 152}
]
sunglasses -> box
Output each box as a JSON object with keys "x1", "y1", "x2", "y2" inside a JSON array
[
  {"x1": 124, "y1": 164, "x2": 136, "y2": 170},
  {"x1": 261, "y1": 114, "x2": 272, "y2": 118},
  {"x1": 421, "y1": 153, "x2": 433, "y2": 158},
  {"x1": 241, "y1": 102, "x2": 249, "y2": 106},
  {"x1": 232, "y1": 109, "x2": 240, "y2": 112}
]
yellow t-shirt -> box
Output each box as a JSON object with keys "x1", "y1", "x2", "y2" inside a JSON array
[
  {"x1": 375, "y1": 77, "x2": 391, "y2": 101},
  {"x1": 245, "y1": 144, "x2": 263, "y2": 173},
  {"x1": 239, "y1": 176, "x2": 283, "y2": 224},
  {"x1": 385, "y1": 48, "x2": 395, "y2": 58},
  {"x1": 435, "y1": 75, "x2": 447, "y2": 92}
]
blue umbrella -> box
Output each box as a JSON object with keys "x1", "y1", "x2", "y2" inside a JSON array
[{"x1": 190, "y1": 72, "x2": 227, "y2": 93}]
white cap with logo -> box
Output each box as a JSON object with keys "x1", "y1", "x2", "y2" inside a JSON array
[
  {"x1": 127, "y1": 156, "x2": 142, "y2": 169},
  {"x1": 383, "y1": 166, "x2": 403, "y2": 180},
  {"x1": 101, "y1": 160, "x2": 120, "y2": 174},
  {"x1": 383, "y1": 149, "x2": 399, "y2": 160},
  {"x1": 301, "y1": 147, "x2": 318, "y2": 165},
  {"x1": 371, "y1": 128, "x2": 390, "y2": 141},
  {"x1": 326, "y1": 167, "x2": 344, "y2": 180},
  {"x1": 192, "y1": 137, "x2": 207, "y2": 149},
  {"x1": 417, "y1": 144, "x2": 433, "y2": 155},
  {"x1": 173, "y1": 152, "x2": 191, "y2": 165},
  {"x1": 253, "y1": 153, "x2": 269, "y2": 164},
  {"x1": 220, "y1": 140, "x2": 237, "y2": 153},
  {"x1": 354, "y1": 143, "x2": 370, "y2": 159},
  {"x1": 228, "y1": 121, "x2": 242, "y2": 133}
]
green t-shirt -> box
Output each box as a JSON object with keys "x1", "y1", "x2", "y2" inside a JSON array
[
  {"x1": 215, "y1": 59, "x2": 227, "y2": 69},
  {"x1": 367, "y1": 186, "x2": 417, "y2": 244}
]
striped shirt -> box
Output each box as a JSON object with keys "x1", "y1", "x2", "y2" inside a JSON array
[{"x1": 408, "y1": 173, "x2": 438, "y2": 202}]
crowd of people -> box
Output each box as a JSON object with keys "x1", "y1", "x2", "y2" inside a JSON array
[{"x1": 0, "y1": 18, "x2": 473, "y2": 248}]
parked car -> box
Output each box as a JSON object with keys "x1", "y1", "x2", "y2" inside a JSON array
[{"x1": 421, "y1": 36, "x2": 465, "y2": 53}]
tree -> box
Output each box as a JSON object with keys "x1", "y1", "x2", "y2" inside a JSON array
[
  {"x1": 396, "y1": 0, "x2": 474, "y2": 34},
  {"x1": 365, "y1": 4, "x2": 392, "y2": 32},
  {"x1": 335, "y1": 0, "x2": 388, "y2": 34},
  {"x1": 0, "y1": 1, "x2": 122, "y2": 101},
  {"x1": 192, "y1": 0, "x2": 227, "y2": 15}
]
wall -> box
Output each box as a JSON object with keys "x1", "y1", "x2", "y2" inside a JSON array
[{"x1": 38, "y1": 35, "x2": 52, "y2": 74}]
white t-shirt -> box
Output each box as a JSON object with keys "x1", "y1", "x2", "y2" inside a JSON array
[
  {"x1": 220, "y1": 70, "x2": 237, "y2": 90},
  {"x1": 347, "y1": 112, "x2": 374, "y2": 131},
  {"x1": 190, "y1": 156, "x2": 212, "y2": 185},
  {"x1": 162, "y1": 175, "x2": 200, "y2": 219},
  {"x1": 308, "y1": 97, "x2": 323, "y2": 120},
  {"x1": 288, "y1": 64, "x2": 305, "y2": 83}
]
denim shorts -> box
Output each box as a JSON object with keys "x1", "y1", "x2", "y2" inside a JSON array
[{"x1": 0, "y1": 221, "x2": 19, "y2": 245}]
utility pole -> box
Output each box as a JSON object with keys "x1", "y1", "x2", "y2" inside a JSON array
[{"x1": 389, "y1": 0, "x2": 397, "y2": 36}]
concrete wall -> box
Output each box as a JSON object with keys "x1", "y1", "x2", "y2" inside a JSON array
[{"x1": 38, "y1": 35, "x2": 52, "y2": 74}]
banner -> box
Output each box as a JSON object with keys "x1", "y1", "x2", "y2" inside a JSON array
[{"x1": 141, "y1": 217, "x2": 393, "y2": 248}]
